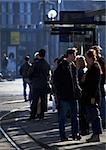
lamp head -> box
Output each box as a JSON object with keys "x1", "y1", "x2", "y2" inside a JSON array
[{"x1": 47, "y1": 9, "x2": 57, "y2": 20}]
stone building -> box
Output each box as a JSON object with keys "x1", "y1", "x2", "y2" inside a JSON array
[{"x1": 0, "y1": 0, "x2": 105, "y2": 76}]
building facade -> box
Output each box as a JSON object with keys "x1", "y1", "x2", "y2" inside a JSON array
[{"x1": 0, "y1": 0, "x2": 105, "y2": 76}]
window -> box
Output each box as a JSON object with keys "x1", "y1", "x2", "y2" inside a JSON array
[
  {"x1": 27, "y1": 2, "x2": 31, "y2": 24},
  {"x1": 20, "y1": 2, "x2": 25, "y2": 24},
  {"x1": 1, "y1": 3, "x2": 6, "y2": 26},
  {"x1": 8, "y1": 3, "x2": 13, "y2": 26},
  {"x1": 20, "y1": 32, "x2": 26, "y2": 42}
]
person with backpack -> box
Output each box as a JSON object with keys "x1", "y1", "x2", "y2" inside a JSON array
[{"x1": 20, "y1": 55, "x2": 32, "y2": 102}]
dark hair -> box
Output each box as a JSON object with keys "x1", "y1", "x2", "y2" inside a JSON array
[
  {"x1": 91, "y1": 45, "x2": 102, "y2": 52},
  {"x1": 25, "y1": 55, "x2": 30, "y2": 61},
  {"x1": 86, "y1": 49, "x2": 97, "y2": 61},
  {"x1": 86, "y1": 49, "x2": 103, "y2": 74},
  {"x1": 39, "y1": 49, "x2": 46, "y2": 57},
  {"x1": 66, "y1": 47, "x2": 77, "y2": 57}
]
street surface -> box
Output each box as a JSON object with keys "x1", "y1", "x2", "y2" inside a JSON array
[
  {"x1": 0, "y1": 78, "x2": 53, "y2": 150},
  {"x1": 0, "y1": 79, "x2": 28, "y2": 150},
  {"x1": 0, "y1": 79, "x2": 106, "y2": 150},
  {"x1": 0, "y1": 79, "x2": 27, "y2": 117}
]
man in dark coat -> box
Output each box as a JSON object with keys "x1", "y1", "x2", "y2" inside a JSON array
[
  {"x1": 29, "y1": 49, "x2": 50, "y2": 120},
  {"x1": 20, "y1": 55, "x2": 32, "y2": 102},
  {"x1": 53, "y1": 48, "x2": 81, "y2": 141}
]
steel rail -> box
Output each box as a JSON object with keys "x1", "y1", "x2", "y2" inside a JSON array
[
  {"x1": 0, "y1": 110, "x2": 22, "y2": 150},
  {"x1": 0, "y1": 108, "x2": 54, "y2": 150}
]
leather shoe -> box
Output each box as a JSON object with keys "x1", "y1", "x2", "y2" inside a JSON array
[
  {"x1": 69, "y1": 134, "x2": 81, "y2": 140},
  {"x1": 28, "y1": 116, "x2": 35, "y2": 120},
  {"x1": 86, "y1": 134, "x2": 100, "y2": 142},
  {"x1": 61, "y1": 137, "x2": 68, "y2": 142}
]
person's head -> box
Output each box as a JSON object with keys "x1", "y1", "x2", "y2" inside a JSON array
[
  {"x1": 75, "y1": 55, "x2": 87, "y2": 69},
  {"x1": 85, "y1": 49, "x2": 97, "y2": 67},
  {"x1": 91, "y1": 45, "x2": 102, "y2": 57},
  {"x1": 85, "y1": 49, "x2": 103, "y2": 74},
  {"x1": 38, "y1": 49, "x2": 46, "y2": 58},
  {"x1": 25, "y1": 55, "x2": 30, "y2": 62},
  {"x1": 66, "y1": 47, "x2": 77, "y2": 62},
  {"x1": 34, "y1": 52, "x2": 40, "y2": 60}
]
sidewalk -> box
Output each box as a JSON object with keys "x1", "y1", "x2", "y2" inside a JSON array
[{"x1": 15, "y1": 107, "x2": 106, "y2": 150}]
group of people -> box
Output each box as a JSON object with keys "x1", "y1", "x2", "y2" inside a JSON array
[
  {"x1": 20, "y1": 45, "x2": 105, "y2": 143},
  {"x1": 20, "y1": 49, "x2": 50, "y2": 119}
]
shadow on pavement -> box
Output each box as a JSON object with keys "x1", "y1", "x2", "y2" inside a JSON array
[
  {"x1": 1, "y1": 109, "x2": 106, "y2": 150},
  {"x1": 18, "y1": 110, "x2": 106, "y2": 150}
]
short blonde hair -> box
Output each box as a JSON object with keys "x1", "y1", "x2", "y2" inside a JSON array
[{"x1": 76, "y1": 55, "x2": 87, "y2": 68}]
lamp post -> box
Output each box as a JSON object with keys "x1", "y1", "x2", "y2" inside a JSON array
[
  {"x1": 57, "y1": 0, "x2": 61, "y2": 20},
  {"x1": 46, "y1": 1, "x2": 62, "y2": 58},
  {"x1": 56, "y1": 0, "x2": 62, "y2": 57},
  {"x1": 43, "y1": 0, "x2": 62, "y2": 62},
  {"x1": 0, "y1": 31, "x2": 1, "y2": 72}
]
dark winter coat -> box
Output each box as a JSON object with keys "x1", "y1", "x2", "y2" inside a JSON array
[
  {"x1": 97, "y1": 56, "x2": 105, "y2": 97},
  {"x1": 81, "y1": 62, "x2": 101, "y2": 106},
  {"x1": 53, "y1": 59, "x2": 81, "y2": 101},
  {"x1": 29, "y1": 58, "x2": 50, "y2": 89},
  {"x1": 20, "y1": 62, "x2": 32, "y2": 78}
]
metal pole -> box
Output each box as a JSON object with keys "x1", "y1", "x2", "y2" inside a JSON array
[
  {"x1": 43, "y1": 0, "x2": 46, "y2": 24},
  {"x1": 42, "y1": 0, "x2": 46, "y2": 51},
  {"x1": 0, "y1": 30, "x2": 1, "y2": 72},
  {"x1": 55, "y1": 0, "x2": 62, "y2": 57},
  {"x1": 93, "y1": 28, "x2": 96, "y2": 45}
]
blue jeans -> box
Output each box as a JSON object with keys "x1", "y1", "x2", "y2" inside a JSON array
[
  {"x1": 86, "y1": 105, "x2": 102, "y2": 135},
  {"x1": 100, "y1": 96, "x2": 106, "y2": 125},
  {"x1": 58, "y1": 100, "x2": 79, "y2": 139},
  {"x1": 23, "y1": 78, "x2": 32, "y2": 101}
]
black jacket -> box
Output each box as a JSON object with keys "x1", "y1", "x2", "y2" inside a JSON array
[
  {"x1": 97, "y1": 56, "x2": 105, "y2": 96},
  {"x1": 53, "y1": 59, "x2": 81, "y2": 101},
  {"x1": 20, "y1": 61, "x2": 32, "y2": 78},
  {"x1": 82, "y1": 62, "x2": 101, "y2": 105},
  {"x1": 29, "y1": 58, "x2": 50, "y2": 89}
]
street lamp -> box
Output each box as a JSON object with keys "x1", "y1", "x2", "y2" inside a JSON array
[{"x1": 47, "y1": 9, "x2": 57, "y2": 20}]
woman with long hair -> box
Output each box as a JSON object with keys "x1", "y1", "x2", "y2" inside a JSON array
[
  {"x1": 76, "y1": 55, "x2": 89, "y2": 135},
  {"x1": 82, "y1": 49, "x2": 103, "y2": 142}
]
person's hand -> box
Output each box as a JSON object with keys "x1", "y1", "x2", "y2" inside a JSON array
[{"x1": 91, "y1": 98, "x2": 95, "y2": 104}]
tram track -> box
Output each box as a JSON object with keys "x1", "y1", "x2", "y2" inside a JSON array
[
  {"x1": 0, "y1": 109, "x2": 55, "y2": 150},
  {"x1": 0, "y1": 126, "x2": 21, "y2": 150},
  {"x1": 0, "y1": 79, "x2": 58, "y2": 150},
  {"x1": 0, "y1": 110, "x2": 22, "y2": 150}
]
